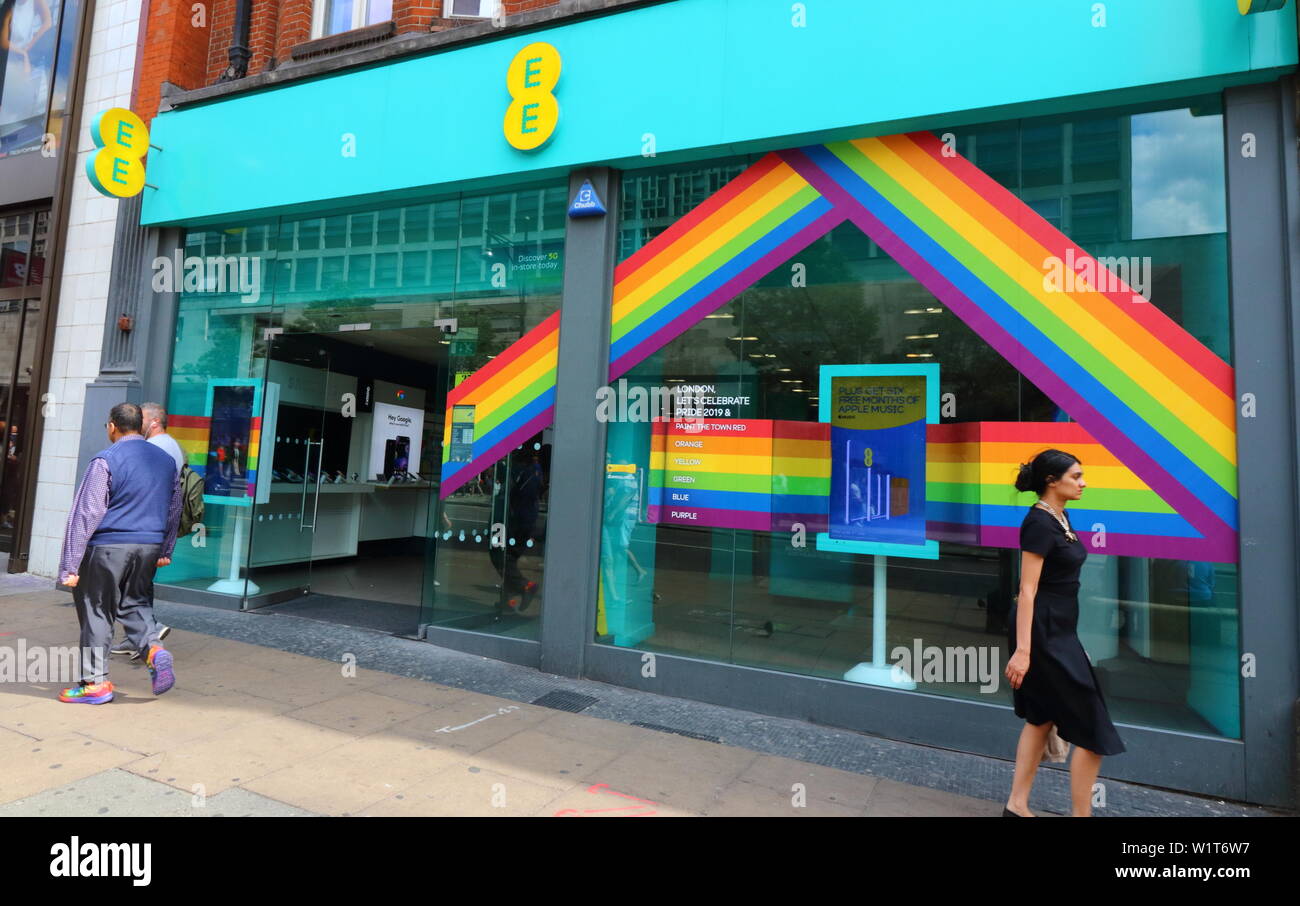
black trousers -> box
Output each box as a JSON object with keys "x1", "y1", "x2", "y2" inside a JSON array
[{"x1": 72, "y1": 543, "x2": 163, "y2": 683}]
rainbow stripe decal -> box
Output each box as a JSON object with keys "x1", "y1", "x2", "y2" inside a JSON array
[
  {"x1": 609, "y1": 154, "x2": 843, "y2": 378},
  {"x1": 927, "y1": 422, "x2": 1199, "y2": 559},
  {"x1": 646, "y1": 418, "x2": 831, "y2": 533},
  {"x1": 778, "y1": 134, "x2": 1235, "y2": 562},
  {"x1": 440, "y1": 311, "x2": 560, "y2": 496},
  {"x1": 168, "y1": 413, "x2": 261, "y2": 495},
  {"x1": 437, "y1": 132, "x2": 1238, "y2": 562},
  {"x1": 439, "y1": 155, "x2": 841, "y2": 498}
]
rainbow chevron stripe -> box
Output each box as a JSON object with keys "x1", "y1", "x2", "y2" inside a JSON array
[
  {"x1": 778, "y1": 134, "x2": 1235, "y2": 561},
  {"x1": 437, "y1": 131, "x2": 1239, "y2": 561},
  {"x1": 610, "y1": 154, "x2": 844, "y2": 378},
  {"x1": 438, "y1": 156, "x2": 842, "y2": 498},
  {"x1": 439, "y1": 311, "x2": 559, "y2": 496}
]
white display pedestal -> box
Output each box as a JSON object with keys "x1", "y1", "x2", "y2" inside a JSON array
[
  {"x1": 207, "y1": 508, "x2": 261, "y2": 596},
  {"x1": 842, "y1": 555, "x2": 916, "y2": 689}
]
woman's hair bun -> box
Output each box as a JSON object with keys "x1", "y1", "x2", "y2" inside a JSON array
[
  {"x1": 1013, "y1": 462, "x2": 1034, "y2": 493},
  {"x1": 1013, "y1": 449, "x2": 1080, "y2": 495}
]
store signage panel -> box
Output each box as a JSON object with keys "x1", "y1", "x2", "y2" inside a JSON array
[
  {"x1": 142, "y1": 0, "x2": 1295, "y2": 226},
  {"x1": 503, "y1": 42, "x2": 561, "y2": 151},
  {"x1": 649, "y1": 419, "x2": 776, "y2": 531},
  {"x1": 86, "y1": 108, "x2": 150, "y2": 198}
]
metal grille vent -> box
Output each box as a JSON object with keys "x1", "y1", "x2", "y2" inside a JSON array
[{"x1": 530, "y1": 690, "x2": 600, "y2": 713}]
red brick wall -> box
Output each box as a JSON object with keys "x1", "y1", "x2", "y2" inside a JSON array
[
  {"x1": 272, "y1": 0, "x2": 316, "y2": 69},
  {"x1": 136, "y1": 0, "x2": 212, "y2": 122},
  {"x1": 140, "y1": 0, "x2": 566, "y2": 108},
  {"x1": 503, "y1": 0, "x2": 560, "y2": 12},
  {"x1": 204, "y1": 1, "x2": 234, "y2": 82},
  {"x1": 250, "y1": 0, "x2": 282, "y2": 73},
  {"x1": 395, "y1": 0, "x2": 438, "y2": 34}
]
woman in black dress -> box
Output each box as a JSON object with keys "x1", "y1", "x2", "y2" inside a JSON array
[{"x1": 1002, "y1": 449, "x2": 1124, "y2": 817}]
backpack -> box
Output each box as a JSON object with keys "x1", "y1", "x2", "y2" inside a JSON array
[{"x1": 179, "y1": 464, "x2": 205, "y2": 537}]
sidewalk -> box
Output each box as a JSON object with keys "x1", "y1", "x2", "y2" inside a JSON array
[{"x1": 0, "y1": 585, "x2": 1271, "y2": 817}]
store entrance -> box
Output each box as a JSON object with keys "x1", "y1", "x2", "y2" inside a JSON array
[{"x1": 246, "y1": 327, "x2": 446, "y2": 635}]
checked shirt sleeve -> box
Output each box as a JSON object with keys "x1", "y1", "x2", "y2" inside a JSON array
[
  {"x1": 161, "y1": 466, "x2": 182, "y2": 559},
  {"x1": 59, "y1": 458, "x2": 111, "y2": 583}
]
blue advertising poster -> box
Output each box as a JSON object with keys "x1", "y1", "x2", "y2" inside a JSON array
[{"x1": 817, "y1": 364, "x2": 939, "y2": 559}]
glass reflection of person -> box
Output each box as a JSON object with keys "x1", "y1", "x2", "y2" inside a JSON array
[
  {"x1": 1003, "y1": 449, "x2": 1125, "y2": 818},
  {"x1": 491, "y1": 449, "x2": 542, "y2": 613},
  {"x1": 1, "y1": 0, "x2": 54, "y2": 127}
]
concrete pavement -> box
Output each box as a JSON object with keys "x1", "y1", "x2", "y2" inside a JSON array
[{"x1": 0, "y1": 585, "x2": 1274, "y2": 817}]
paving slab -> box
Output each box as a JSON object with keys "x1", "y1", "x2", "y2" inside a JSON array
[
  {"x1": 123, "y1": 716, "x2": 356, "y2": 796},
  {"x1": 357, "y1": 762, "x2": 566, "y2": 817},
  {"x1": 0, "y1": 732, "x2": 142, "y2": 805},
  {"x1": 0, "y1": 767, "x2": 317, "y2": 817},
  {"x1": 241, "y1": 732, "x2": 463, "y2": 815}
]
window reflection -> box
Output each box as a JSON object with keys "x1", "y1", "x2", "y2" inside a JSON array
[{"x1": 0, "y1": 0, "x2": 65, "y2": 157}]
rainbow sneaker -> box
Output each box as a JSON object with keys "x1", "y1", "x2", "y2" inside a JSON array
[
  {"x1": 58, "y1": 681, "x2": 114, "y2": 704},
  {"x1": 146, "y1": 646, "x2": 175, "y2": 696}
]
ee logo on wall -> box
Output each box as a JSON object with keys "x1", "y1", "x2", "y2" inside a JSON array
[
  {"x1": 86, "y1": 108, "x2": 151, "y2": 198},
  {"x1": 1238, "y1": 0, "x2": 1287, "y2": 13},
  {"x1": 504, "y1": 42, "x2": 561, "y2": 152}
]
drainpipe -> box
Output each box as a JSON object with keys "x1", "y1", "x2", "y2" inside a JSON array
[{"x1": 220, "y1": 0, "x2": 253, "y2": 81}]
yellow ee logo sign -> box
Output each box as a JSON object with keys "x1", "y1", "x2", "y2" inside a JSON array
[
  {"x1": 1238, "y1": 0, "x2": 1287, "y2": 13},
  {"x1": 86, "y1": 108, "x2": 149, "y2": 198},
  {"x1": 504, "y1": 42, "x2": 560, "y2": 152}
]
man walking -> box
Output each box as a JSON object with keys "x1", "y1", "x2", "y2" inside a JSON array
[
  {"x1": 107, "y1": 402, "x2": 181, "y2": 657},
  {"x1": 142, "y1": 402, "x2": 184, "y2": 472},
  {"x1": 58, "y1": 403, "x2": 182, "y2": 703}
]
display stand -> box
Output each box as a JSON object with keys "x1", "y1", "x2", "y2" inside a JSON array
[
  {"x1": 207, "y1": 509, "x2": 261, "y2": 596},
  {"x1": 842, "y1": 555, "x2": 916, "y2": 689}
]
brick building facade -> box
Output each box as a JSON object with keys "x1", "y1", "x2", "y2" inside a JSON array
[{"x1": 134, "y1": 0, "x2": 563, "y2": 124}]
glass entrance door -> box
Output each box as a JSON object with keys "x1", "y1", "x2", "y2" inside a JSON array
[
  {"x1": 246, "y1": 338, "x2": 333, "y2": 603},
  {"x1": 244, "y1": 326, "x2": 444, "y2": 635}
]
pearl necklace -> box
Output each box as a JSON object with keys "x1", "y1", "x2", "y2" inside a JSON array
[{"x1": 1036, "y1": 500, "x2": 1078, "y2": 542}]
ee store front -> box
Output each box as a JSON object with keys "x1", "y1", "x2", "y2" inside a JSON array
[{"x1": 130, "y1": 0, "x2": 1299, "y2": 805}]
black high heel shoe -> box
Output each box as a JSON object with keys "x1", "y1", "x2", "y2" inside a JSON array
[{"x1": 1002, "y1": 807, "x2": 1022, "y2": 817}]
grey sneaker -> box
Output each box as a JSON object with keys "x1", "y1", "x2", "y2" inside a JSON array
[{"x1": 112, "y1": 624, "x2": 171, "y2": 659}]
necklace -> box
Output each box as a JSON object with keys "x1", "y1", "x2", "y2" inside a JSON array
[{"x1": 1036, "y1": 500, "x2": 1078, "y2": 542}]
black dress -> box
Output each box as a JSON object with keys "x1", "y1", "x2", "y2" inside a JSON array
[{"x1": 1008, "y1": 505, "x2": 1125, "y2": 756}]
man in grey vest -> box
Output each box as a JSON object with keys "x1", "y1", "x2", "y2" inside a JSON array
[{"x1": 57, "y1": 403, "x2": 182, "y2": 704}]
